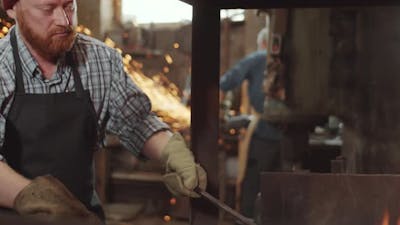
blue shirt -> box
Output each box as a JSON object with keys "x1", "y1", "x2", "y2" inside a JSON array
[
  {"x1": 220, "y1": 50, "x2": 266, "y2": 114},
  {"x1": 220, "y1": 50, "x2": 282, "y2": 140}
]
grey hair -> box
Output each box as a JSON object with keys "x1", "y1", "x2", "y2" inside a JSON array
[{"x1": 257, "y1": 28, "x2": 269, "y2": 50}]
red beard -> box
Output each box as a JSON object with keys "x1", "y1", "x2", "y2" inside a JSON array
[{"x1": 18, "y1": 10, "x2": 76, "y2": 61}]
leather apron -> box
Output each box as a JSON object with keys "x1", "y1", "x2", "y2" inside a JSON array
[{"x1": 0, "y1": 29, "x2": 104, "y2": 219}]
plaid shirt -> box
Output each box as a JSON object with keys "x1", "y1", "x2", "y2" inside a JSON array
[{"x1": 0, "y1": 26, "x2": 169, "y2": 161}]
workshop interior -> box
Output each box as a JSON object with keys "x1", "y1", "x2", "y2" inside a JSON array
[{"x1": 0, "y1": 0, "x2": 399, "y2": 225}]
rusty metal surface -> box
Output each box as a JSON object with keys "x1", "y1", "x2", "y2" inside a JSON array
[{"x1": 261, "y1": 172, "x2": 400, "y2": 225}]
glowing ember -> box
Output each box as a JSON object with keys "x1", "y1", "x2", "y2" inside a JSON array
[
  {"x1": 1, "y1": 26, "x2": 8, "y2": 33},
  {"x1": 121, "y1": 54, "x2": 190, "y2": 129},
  {"x1": 163, "y1": 215, "x2": 171, "y2": 222},
  {"x1": 169, "y1": 197, "x2": 177, "y2": 205},
  {"x1": 76, "y1": 25, "x2": 92, "y2": 36},
  {"x1": 379, "y1": 208, "x2": 400, "y2": 225},
  {"x1": 0, "y1": 19, "x2": 12, "y2": 36},
  {"x1": 381, "y1": 209, "x2": 389, "y2": 225},
  {"x1": 101, "y1": 31, "x2": 191, "y2": 130},
  {"x1": 164, "y1": 54, "x2": 173, "y2": 64},
  {"x1": 104, "y1": 37, "x2": 117, "y2": 48}
]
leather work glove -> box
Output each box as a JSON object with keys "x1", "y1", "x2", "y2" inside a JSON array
[
  {"x1": 14, "y1": 175, "x2": 102, "y2": 225},
  {"x1": 161, "y1": 133, "x2": 207, "y2": 198}
]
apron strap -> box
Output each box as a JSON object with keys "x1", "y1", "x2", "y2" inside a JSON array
[
  {"x1": 66, "y1": 51, "x2": 84, "y2": 98},
  {"x1": 10, "y1": 28, "x2": 25, "y2": 94}
]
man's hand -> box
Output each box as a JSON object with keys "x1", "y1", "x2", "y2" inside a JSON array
[
  {"x1": 14, "y1": 175, "x2": 102, "y2": 224},
  {"x1": 0, "y1": 161, "x2": 31, "y2": 208},
  {"x1": 160, "y1": 133, "x2": 207, "y2": 197}
]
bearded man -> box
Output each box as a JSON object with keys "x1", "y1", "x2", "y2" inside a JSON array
[{"x1": 0, "y1": 0, "x2": 206, "y2": 223}]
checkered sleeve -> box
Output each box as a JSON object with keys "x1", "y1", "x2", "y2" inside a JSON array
[
  {"x1": 0, "y1": 67, "x2": 12, "y2": 162},
  {"x1": 106, "y1": 53, "x2": 169, "y2": 159}
]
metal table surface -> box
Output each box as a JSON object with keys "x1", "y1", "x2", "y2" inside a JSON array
[{"x1": 261, "y1": 172, "x2": 400, "y2": 225}]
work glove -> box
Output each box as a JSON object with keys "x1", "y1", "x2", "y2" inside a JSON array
[
  {"x1": 13, "y1": 175, "x2": 102, "y2": 224},
  {"x1": 161, "y1": 133, "x2": 207, "y2": 198}
]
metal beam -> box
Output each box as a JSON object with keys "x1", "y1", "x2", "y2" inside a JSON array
[
  {"x1": 179, "y1": 0, "x2": 194, "y2": 6},
  {"x1": 190, "y1": 2, "x2": 220, "y2": 225},
  {"x1": 179, "y1": 0, "x2": 400, "y2": 8}
]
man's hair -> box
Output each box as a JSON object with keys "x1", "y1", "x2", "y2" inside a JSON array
[
  {"x1": 2, "y1": 0, "x2": 18, "y2": 10},
  {"x1": 257, "y1": 28, "x2": 269, "y2": 50}
]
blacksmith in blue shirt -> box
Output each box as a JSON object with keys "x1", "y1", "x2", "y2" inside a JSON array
[{"x1": 220, "y1": 28, "x2": 282, "y2": 220}]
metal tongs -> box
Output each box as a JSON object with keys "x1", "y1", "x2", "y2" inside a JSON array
[
  {"x1": 194, "y1": 187, "x2": 257, "y2": 225},
  {"x1": 163, "y1": 169, "x2": 256, "y2": 225}
]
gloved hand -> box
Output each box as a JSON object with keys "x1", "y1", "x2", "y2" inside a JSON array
[
  {"x1": 161, "y1": 133, "x2": 207, "y2": 198},
  {"x1": 13, "y1": 175, "x2": 102, "y2": 224}
]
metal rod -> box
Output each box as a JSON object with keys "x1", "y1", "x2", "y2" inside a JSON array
[{"x1": 194, "y1": 187, "x2": 257, "y2": 225}]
